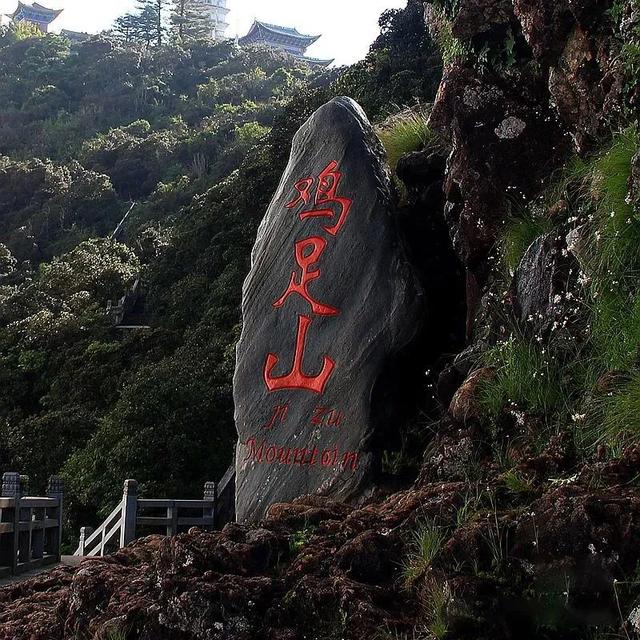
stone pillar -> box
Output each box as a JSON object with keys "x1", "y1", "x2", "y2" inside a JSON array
[
  {"x1": 120, "y1": 479, "x2": 138, "y2": 548},
  {"x1": 46, "y1": 476, "x2": 64, "y2": 561},
  {"x1": 1, "y1": 472, "x2": 22, "y2": 574},
  {"x1": 203, "y1": 481, "x2": 217, "y2": 530},
  {"x1": 78, "y1": 526, "x2": 94, "y2": 556}
]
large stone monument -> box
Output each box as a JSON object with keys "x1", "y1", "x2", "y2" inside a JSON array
[{"x1": 234, "y1": 97, "x2": 421, "y2": 523}]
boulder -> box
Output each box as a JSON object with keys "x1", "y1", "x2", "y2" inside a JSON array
[
  {"x1": 449, "y1": 366, "x2": 495, "y2": 424},
  {"x1": 508, "y1": 232, "x2": 581, "y2": 345},
  {"x1": 234, "y1": 97, "x2": 422, "y2": 523}
]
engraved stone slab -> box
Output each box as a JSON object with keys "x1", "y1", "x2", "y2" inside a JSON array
[{"x1": 234, "y1": 97, "x2": 421, "y2": 523}]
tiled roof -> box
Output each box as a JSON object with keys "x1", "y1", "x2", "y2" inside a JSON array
[{"x1": 253, "y1": 20, "x2": 320, "y2": 43}]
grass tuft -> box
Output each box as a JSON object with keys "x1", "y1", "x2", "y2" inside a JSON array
[
  {"x1": 422, "y1": 581, "x2": 451, "y2": 640},
  {"x1": 480, "y1": 337, "x2": 567, "y2": 418},
  {"x1": 402, "y1": 520, "x2": 446, "y2": 587},
  {"x1": 377, "y1": 107, "x2": 435, "y2": 173},
  {"x1": 502, "y1": 468, "x2": 535, "y2": 495},
  {"x1": 426, "y1": 4, "x2": 469, "y2": 66},
  {"x1": 582, "y1": 127, "x2": 639, "y2": 279},
  {"x1": 584, "y1": 371, "x2": 640, "y2": 451}
]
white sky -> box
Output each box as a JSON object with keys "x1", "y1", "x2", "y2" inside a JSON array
[{"x1": 0, "y1": 0, "x2": 407, "y2": 65}]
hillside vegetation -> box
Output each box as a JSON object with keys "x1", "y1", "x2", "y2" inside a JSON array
[{"x1": 0, "y1": 1, "x2": 441, "y2": 535}]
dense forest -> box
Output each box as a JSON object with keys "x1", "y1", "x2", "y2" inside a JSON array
[{"x1": 0, "y1": 1, "x2": 441, "y2": 538}]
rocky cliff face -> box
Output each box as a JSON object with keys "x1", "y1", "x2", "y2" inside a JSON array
[{"x1": 2, "y1": 1, "x2": 640, "y2": 638}]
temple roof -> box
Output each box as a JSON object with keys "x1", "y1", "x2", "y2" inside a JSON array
[
  {"x1": 10, "y1": 1, "x2": 63, "y2": 21},
  {"x1": 241, "y1": 20, "x2": 321, "y2": 46},
  {"x1": 304, "y1": 56, "x2": 335, "y2": 67}
]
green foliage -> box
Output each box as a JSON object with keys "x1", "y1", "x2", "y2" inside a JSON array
[
  {"x1": 501, "y1": 213, "x2": 554, "y2": 276},
  {"x1": 425, "y1": 4, "x2": 469, "y2": 66},
  {"x1": 0, "y1": 157, "x2": 120, "y2": 263},
  {"x1": 171, "y1": 0, "x2": 212, "y2": 42},
  {"x1": 290, "y1": 526, "x2": 316, "y2": 554},
  {"x1": 480, "y1": 337, "x2": 567, "y2": 417},
  {"x1": 402, "y1": 520, "x2": 446, "y2": 586},
  {"x1": 581, "y1": 127, "x2": 639, "y2": 279},
  {"x1": 0, "y1": 244, "x2": 16, "y2": 279},
  {"x1": 377, "y1": 107, "x2": 434, "y2": 172},
  {"x1": 334, "y1": 0, "x2": 442, "y2": 120}
]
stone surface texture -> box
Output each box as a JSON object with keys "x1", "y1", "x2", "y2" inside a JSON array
[{"x1": 234, "y1": 97, "x2": 421, "y2": 523}]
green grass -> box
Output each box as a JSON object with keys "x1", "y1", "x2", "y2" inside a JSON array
[
  {"x1": 582, "y1": 127, "x2": 639, "y2": 279},
  {"x1": 402, "y1": 520, "x2": 447, "y2": 586},
  {"x1": 377, "y1": 107, "x2": 434, "y2": 173},
  {"x1": 584, "y1": 371, "x2": 640, "y2": 450},
  {"x1": 424, "y1": 582, "x2": 451, "y2": 640},
  {"x1": 478, "y1": 126, "x2": 640, "y2": 458},
  {"x1": 501, "y1": 213, "x2": 554, "y2": 276},
  {"x1": 480, "y1": 337, "x2": 567, "y2": 418},
  {"x1": 502, "y1": 468, "x2": 534, "y2": 495},
  {"x1": 588, "y1": 290, "x2": 640, "y2": 372}
]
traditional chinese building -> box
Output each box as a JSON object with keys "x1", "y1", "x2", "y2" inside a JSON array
[
  {"x1": 8, "y1": 1, "x2": 62, "y2": 32},
  {"x1": 201, "y1": 0, "x2": 230, "y2": 41},
  {"x1": 60, "y1": 29, "x2": 90, "y2": 43},
  {"x1": 239, "y1": 20, "x2": 334, "y2": 67}
]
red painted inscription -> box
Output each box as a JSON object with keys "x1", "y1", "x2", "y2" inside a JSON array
[{"x1": 264, "y1": 160, "x2": 352, "y2": 395}]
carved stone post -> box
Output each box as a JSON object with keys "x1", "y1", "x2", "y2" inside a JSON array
[
  {"x1": 78, "y1": 526, "x2": 94, "y2": 556},
  {"x1": 46, "y1": 476, "x2": 64, "y2": 561},
  {"x1": 120, "y1": 479, "x2": 138, "y2": 548},
  {"x1": 203, "y1": 481, "x2": 217, "y2": 531},
  {"x1": 1, "y1": 472, "x2": 22, "y2": 575}
]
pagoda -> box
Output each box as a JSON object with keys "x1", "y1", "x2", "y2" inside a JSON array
[
  {"x1": 8, "y1": 1, "x2": 62, "y2": 32},
  {"x1": 239, "y1": 20, "x2": 334, "y2": 67},
  {"x1": 200, "y1": 0, "x2": 230, "y2": 41}
]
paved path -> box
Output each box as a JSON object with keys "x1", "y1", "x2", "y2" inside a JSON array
[{"x1": 0, "y1": 556, "x2": 83, "y2": 587}]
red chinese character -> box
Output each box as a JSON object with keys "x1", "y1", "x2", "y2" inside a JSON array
[
  {"x1": 273, "y1": 236, "x2": 339, "y2": 316},
  {"x1": 285, "y1": 177, "x2": 314, "y2": 209},
  {"x1": 287, "y1": 161, "x2": 352, "y2": 237},
  {"x1": 264, "y1": 314, "x2": 335, "y2": 394}
]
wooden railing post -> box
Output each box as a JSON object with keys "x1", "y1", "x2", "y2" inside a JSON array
[
  {"x1": 46, "y1": 476, "x2": 64, "y2": 562},
  {"x1": 2, "y1": 473, "x2": 22, "y2": 575},
  {"x1": 203, "y1": 481, "x2": 216, "y2": 531},
  {"x1": 120, "y1": 479, "x2": 138, "y2": 548},
  {"x1": 78, "y1": 526, "x2": 94, "y2": 556}
]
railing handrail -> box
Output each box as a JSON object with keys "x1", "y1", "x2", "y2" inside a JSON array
[
  {"x1": 0, "y1": 472, "x2": 64, "y2": 578},
  {"x1": 74, "y1": 501, "x2": 123, "y2": 556},
  {"x1": 138, "y1": 498, "x2": 213, "y2": 508},
  {"x1": 74, "y1": 478, "x2": 221, "y2": 558}
]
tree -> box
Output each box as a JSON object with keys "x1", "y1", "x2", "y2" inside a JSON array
[
  {"x1": 136, "y1": 0, "x2": 171, "y2": 47},
  {"x1": 112, "y1": 14, "x2": 139, "y2": 43},
  {"x1": 172, "y1": 0, "x2": 213, "y2": 42},
  {"x1": 0, "y1": 244, "x2": 16, "y2": 279}
]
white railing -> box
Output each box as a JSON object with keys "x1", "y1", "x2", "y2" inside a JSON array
[{"x1": 75, "y1": 479, "x2": 218, "y2": 557}]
